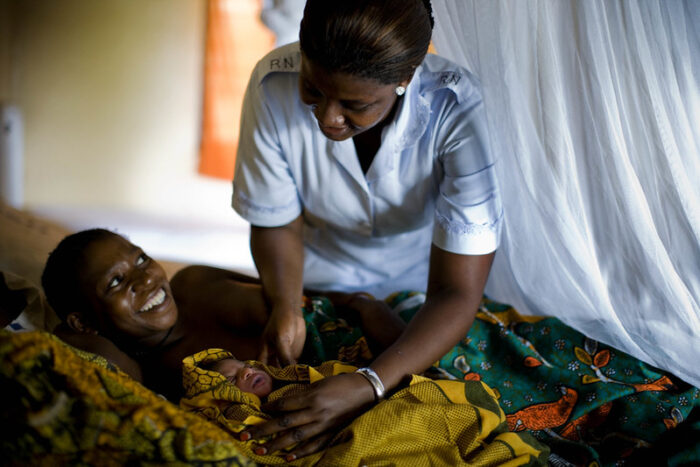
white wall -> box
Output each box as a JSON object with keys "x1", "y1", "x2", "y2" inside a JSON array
[
  {"x1": 0, "y1": 0, "x2": 10, "y2": 99},
  {"x1": 7, "y1": 0, "x2": 239, "y2": 220},
  {"x1": 2, "y1": 0, "x2": 255, "y2": 271}
]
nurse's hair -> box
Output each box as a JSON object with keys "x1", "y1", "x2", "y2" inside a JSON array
[
  {"x1": 42, "y1": 228, "x2": 119, "y2": 322},
  {"x1": 299, "y1": 0, "x2": 434, "y2": 84}
]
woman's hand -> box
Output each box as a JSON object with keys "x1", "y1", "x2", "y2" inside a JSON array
[
  {"x1": 250, "y1": 216, "x2": 306, "y2": 366},
  {"x1": 258, "y1": 307, "x2": 306, "y2": 366},
  {"x1": 241, "y1": 372, "x2": 376, "y2": 459}
]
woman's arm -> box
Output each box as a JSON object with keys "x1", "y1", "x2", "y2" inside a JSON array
[
  {"x1": 250, "y1": 215, "x2": 306, "y2": 366},
  {"x1": 367, "y1": 246, "x2": 493, "y2": 388},
  {"x1": 242, "y1": 245, "x2": 494, "y2": 459}
]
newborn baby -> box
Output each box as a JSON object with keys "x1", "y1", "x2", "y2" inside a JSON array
[
  {"x1": 180, "y1": 348, "x2": 550, "y2": 465},
  {"x1": 211, "y1": 356, "x2": 274, "y2": 399}
]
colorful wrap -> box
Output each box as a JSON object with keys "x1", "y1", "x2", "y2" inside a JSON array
[
  {"x1": 180, "y1": 348, "x2": 549, "y2": 466},
  {"x1": 387, "y1": 292, "x2": 700, "y2": 466},
  {"x1": 0, "y1": 329, "x2": 253, "y2": 466},
  {"x1": 299, "y1": 295, "x2": 374, "y2": 367}
]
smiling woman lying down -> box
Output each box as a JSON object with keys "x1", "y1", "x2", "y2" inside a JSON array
[{"x1": 40, "y1": 228, "x2": 406, "y2": 401}]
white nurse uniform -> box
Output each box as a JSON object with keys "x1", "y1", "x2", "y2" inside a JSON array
[{"x1": 233, "y1": 42, "x2": 502, "y2": 299}]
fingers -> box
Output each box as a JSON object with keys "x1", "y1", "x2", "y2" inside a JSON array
[
  {"x1": 239, "y1": 374, "x2": 375, "y2": 457},
  {"x1": 252, "y1": 418, "x2": 329, "y2": 455},
  {"x1": 277, "y1": 345, "x2": 297, "y2": 367},
  {"x1": 257, "y1": 343, "x2": 269, "y2": 365},
  {"x1": 251, "y1": 432, "x2": 335, "y2": 462},
  {"x1": 276, "y1": 323, "x2": 303, "y2": 366},
  {"x1": 287, "y1": 432, "x2": 334, "y2": 460},
  {"x1": 258, "y1": 396, "x2": 311, "y2": 424},
  {"x1": 241, "y1": 407, "x2": 318, "y2": 451}
]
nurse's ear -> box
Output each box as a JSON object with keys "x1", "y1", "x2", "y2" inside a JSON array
[
  {"x1": 66, "y1": 312, "x2": 99, "y2": 335},
  {"x1": 395, "y1": 73, "x2": 415, "y2": 96}
]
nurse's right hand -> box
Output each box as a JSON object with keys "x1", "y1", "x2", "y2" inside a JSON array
[{"x1": 258, "y1": 306, "x2": 306, "y2": 366}]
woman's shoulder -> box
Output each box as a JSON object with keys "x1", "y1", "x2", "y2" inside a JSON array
[
  {"x1": 250, "y1": 41, "x2": 302, "y2": 86},
  {"x1": 53, "y1": 325, "x2": 143, "y2": 380},
  {"x1": 170, "y1": 265, "x2": 259, "y2": 290},
  {"x1": 416, "y1": 53, "x2": 482, "y2": 105}
]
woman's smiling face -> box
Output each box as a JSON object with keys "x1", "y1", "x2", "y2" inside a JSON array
[
  {"x1": 79, "y1": 233, "x2": 177, "y2": 340},
  {"x1": 298, "y1": 55, "x2": 408, "y2": 141}
]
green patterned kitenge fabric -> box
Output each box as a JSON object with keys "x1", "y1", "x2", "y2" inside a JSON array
[{"x1": 298, "y1": 292, "x2": 700, "y2": 466}]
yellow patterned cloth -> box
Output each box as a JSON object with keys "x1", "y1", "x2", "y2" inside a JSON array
[
  {"x1": 181, "y1": 348, "x2": 549, "y2": 466},
  {"x1": 0, "y1": 330, "x2": 254, "y2": 466}
]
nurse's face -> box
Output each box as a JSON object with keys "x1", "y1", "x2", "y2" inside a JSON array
[{"x1": 299, "y1": 56, "x2": 409, "y2": 141}]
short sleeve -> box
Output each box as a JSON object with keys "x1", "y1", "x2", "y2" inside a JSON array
[
  {"x1": 232, "y1": 70, "x2": 302, "y2": 227},
  {"x1": 432, "y1": 95, "x2": 503, "y2": 255}
]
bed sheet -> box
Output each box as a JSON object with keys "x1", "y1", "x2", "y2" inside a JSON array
[
  {"x1": 1, "y1": 275, "x2": 698, "y2": 465},
  {"x1": 0, "y1": 329, "x2": 254, "y2": 466},
  {"x1": 386, "y1": 292, "x2": 700, "y2": 466}
]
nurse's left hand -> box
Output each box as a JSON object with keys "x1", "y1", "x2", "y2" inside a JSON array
[{"x1": 240, "y1": 372, "x2": 376, "y2": 459}]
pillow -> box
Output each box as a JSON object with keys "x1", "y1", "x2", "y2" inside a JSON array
[
  {"x1": 0, "y1": 201, "x2": 186, "y2": 332},
  {"x1": 0, "y1": 201, "x2": 71, "y2": 289},
  {"x1": 1, "y1": 270, "x2": 59, "y2": 332}
]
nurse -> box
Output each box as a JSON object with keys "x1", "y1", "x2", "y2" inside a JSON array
[{"x1": 232, "y1": 0, "x2": 502, "y2": 457}]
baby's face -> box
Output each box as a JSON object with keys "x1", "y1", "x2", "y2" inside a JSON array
[{"x1": 212, "y1": 358, "x2": 273, "y2": 398}]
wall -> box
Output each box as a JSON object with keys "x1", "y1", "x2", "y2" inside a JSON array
[
  {"x1": 6, "y1": 0, "x2": 238, "y2": 223},
  {"x1": 1, "y1": 0, "x2": 262, "y2": 271},
  {"x1": 0, "y1": 0, "x2": 10, "y2": 100}
]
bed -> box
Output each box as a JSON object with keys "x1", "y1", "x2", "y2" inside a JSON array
[{"x1": 1, "y1": 201, "x2": 698, "y2": 466}]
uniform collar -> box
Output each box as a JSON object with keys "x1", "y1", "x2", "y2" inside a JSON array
[
  {"x1": 387, "y1": 65, "x2": 432, "y2": 152},
  {"x1": 326, "y1": 65, "x2": 432, "y2": 185},
  {"x1": 363, "y1": 65, "x2": 431, "y2": 181}
]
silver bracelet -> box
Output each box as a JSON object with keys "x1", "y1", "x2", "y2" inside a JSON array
[{"x1": 355, "y1": 367, "x2": 385, "y2": 401}]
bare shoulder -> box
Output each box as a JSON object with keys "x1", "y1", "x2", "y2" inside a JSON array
[
  {"x1": 170, "y1": 265, "x2": 268, "y2": 330},
  {"x1": 53, "y1": 324, "x2": 143, "y2": 381},
  {"x1": 170, "y1": 265, "x2": 259, "y2": 292}
]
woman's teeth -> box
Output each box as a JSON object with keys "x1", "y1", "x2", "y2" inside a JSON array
[{"x1": 139, "y1": 288, "x2": 165, "y2": 313}]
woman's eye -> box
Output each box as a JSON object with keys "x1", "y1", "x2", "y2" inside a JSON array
[
  {"x1": 108, "y1": 276, "x2": 123, "y2": 289},
  {"x1": 136, "y1": 253, "x2": 148, "y2": 266},
  {"x1": 345, "y1": 103, "x2": 371, "y2": 112}
]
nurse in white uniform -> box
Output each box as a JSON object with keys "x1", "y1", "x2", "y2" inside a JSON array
[{"x1": 233, "y1": 0, "x2": 502, "y2": 458}]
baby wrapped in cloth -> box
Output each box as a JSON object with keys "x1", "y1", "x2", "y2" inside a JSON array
[{"x1": 181, "y1": 348, "x2": 549, "y2": 466}]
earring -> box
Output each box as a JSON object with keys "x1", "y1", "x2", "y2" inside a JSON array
[{"x1": 395, "y1": 86, "x2": 406, "y2": 96}]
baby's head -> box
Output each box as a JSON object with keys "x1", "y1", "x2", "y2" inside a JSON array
[
  {"x1": 42, "y1": 229, "x2": 177, "y2": 343},
  {"x1": 211, "y1": 357, "x2": 274, "y2": 399}
]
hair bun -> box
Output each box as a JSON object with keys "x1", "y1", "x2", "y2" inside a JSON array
[{"x1": 422, "y1": 0, "x2": 434, "y2": 29}]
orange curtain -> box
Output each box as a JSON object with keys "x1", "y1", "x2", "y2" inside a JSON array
[{"x1": 199, "y1": 0, "x2": 275, "y2": 180}]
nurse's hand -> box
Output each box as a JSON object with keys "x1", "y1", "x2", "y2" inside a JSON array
[
  {"x1": 258, "y1": 307, "x2": 306, "y2": 366},
  {"x1": 240, "y1": 372, "x2": 376, "y2": 459}
]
